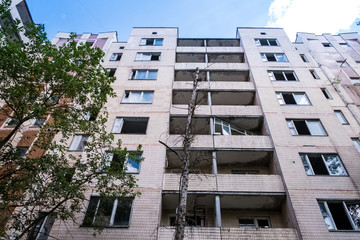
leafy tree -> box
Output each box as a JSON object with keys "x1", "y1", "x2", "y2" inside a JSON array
[{"x1": 0, "y1": 0, "x2": 142, "y2": 239}]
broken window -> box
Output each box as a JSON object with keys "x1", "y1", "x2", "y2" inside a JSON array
[
  {"x1": 68, "y1": 135, "x2": 89, "y2": 151},
  {"x1": 130, "y1": 70, "x2": 158, "y2": 80},
  {"x1": 255, "y1": 38, "x2": 279, "y2": 46},
  {"x1": 318, "y1": 201, "x2": 360, "y2": 230},
  {"x1": 213, "y1": 118, "x2": 250, "y2": 135},
  {"x1": 110, "y1": 53, "x2": 122, "y2": 61},
  {"x1": 300, "y1": 54, "x2": 309, "y2": 62},
  {"x1": 321, "y1": 88, "x2": 332, "y2": 99},
  {"x1": 276, "y1": 92, "x2": 310, "y2": 105},
  {"x1": 239, "y1": 218, "x2": 270, "y2": 228},
  {"x1": 122, "y1": 91, "x2": 154, "y2": 104},
  {"x1": 27, "y1": 213, "x2": 56, "y2": 240},
  {"x1": 260, "y1": 53, "x2": 288, "y2": 62},
  {"x1": 334, "y1": 111, "x2": 349, "y2": 125},
  {"x1": 139, "y1": 38, "x2": 163, "y2": 46},
  {"x1": 287, "y1": 119, "x2": 327, "y2": 136},
  {"x1": 107, "y1": 68, "x2": 116, "y2": 77},
  {"x1": 268, "y1": 70, "x2": 298, "y2": 81},
  {"x1": 83, "y1": 196, "x2": 133, "y2": 227},
  {"x1": 300, "y1": 153, "x2": 347, "y2": 176},
  {"x1": 135, "y1": 52, "x2": 161, "y2": 61},
  {"x1": 102, "y1": 152, "x2": 141, "y2": 174},
  {"x1": 112, "y1": 117, "x2": 148, "y2": 134},
  {"x1": 310, "y1": 69, "x2": 320, "y2": 79}
]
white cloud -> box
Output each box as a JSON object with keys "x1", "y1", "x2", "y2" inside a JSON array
[{"x1": 267, "y1": 0, "x2": 360, "y2": 41}]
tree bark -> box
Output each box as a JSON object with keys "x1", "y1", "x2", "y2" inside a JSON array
[{"x1": 174, "y1": 68, "x2": 199, "y2": 240}]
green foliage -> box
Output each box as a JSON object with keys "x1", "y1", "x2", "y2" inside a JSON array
[{"x1": 0, "y1": 1, "x2": 142, "y2": 239}]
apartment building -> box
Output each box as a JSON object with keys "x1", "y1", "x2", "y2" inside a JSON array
[{"x1": 16, "y1": 27, "x2": 360, "y2": 240}]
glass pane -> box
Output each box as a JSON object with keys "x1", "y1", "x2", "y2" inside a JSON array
[
  {"x1": 135, "y1": 70, "x2": 147, "y2": 79},
  {"x1": 287, "y1": 121, "x2": 297, "y2": 135},
  {"x1": 126, "y1": 158, "x2": 140, "y2": 173},
  {"x1": 259, "y1": 39, "x2": 268, "y2": 46},
  {"x1": 257, "y1": 219, "x2": 270, "y2": 228},
  {"x1": 276, "y1": 93, "x2": 285, "y2": 104},
  {"x1": 222, "y1": 122, "x2": 231, "y2": 135},
  {"x1": 346, "y1": 203, "x2": 360, "y2": 230},
  {"x1": 275, "y1": 53, "x2": 287, "y2": 62},
  {"x1": 323, "y1": 155, "x2": 347, "y2": 176},
  {"x1": 154, "y1": 39, "x2": 163, "y2": 45},
  {"x1": 129, "y1": 92, "x2": 142, "y2": 102},
  {"x1": 274, "y1": 72, "x2": 285, "y2": 80},
  {"x1": 285, "y1": 72, "x2": 296, "y2": 81},
  {"x1": 94, "y1": 198, "x2": 113, "y2": 226},
  {"x1": 293, "y1": 93, "x2": 310, "y2": 105},
  {"x1": 269, "y1": 39, "x2": 278, "y2": 46},
  {"x1": 83, "y1": 197, "x2": 99, "y2": 226},
  {"x1": 300, "y1": 155, "x2": 314, "y2": 175},
  {"x1": 318, "y1": 202, "x2": 335, "y2": 230},
  {"x1": 147, "y1": 71, "x2": 157, "y2": 80},
  {"x1": 268, "y1": 71, "x2": 275, "y2": 81},
  {"x1": 306, "y1": 120, "x2": 326, "y2": 136},
  {"x1": 114, "y1": 199, "x2": 132, "y2": 226},
  {"x1": 353, "y1": 139, "x2": 360, "y2": 152},
  {"x1": 141, "y1": 92, "x2": 153, "y2": 103},
  {"x1": 260, "y1": 53, "x2": 267, "y2": 61}
]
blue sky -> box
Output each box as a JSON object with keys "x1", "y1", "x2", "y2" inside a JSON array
[{"x1": 27, "y1": 0, "x2": 360, "y2": 42}]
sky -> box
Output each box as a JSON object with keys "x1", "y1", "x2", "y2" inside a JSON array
[{"x1": 26, "y1": 0, "x2": 360, "y2": 42}]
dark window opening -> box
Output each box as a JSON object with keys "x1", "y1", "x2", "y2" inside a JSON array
[
  {"x1": 107, "y1": 68, "x2": 116, "y2": 77},
  {"x1": 293, "y1": 121, "x2": 311, "y2": 135},
  {"x1": 321, "y1": 88, "x2": 332, "y2": 99},
  {"x1": 327, "y1": 202, "x2": 353, "y2": 230},
  {"x1": 282, "y1": 93, "x2": 297, "y2": 104}
]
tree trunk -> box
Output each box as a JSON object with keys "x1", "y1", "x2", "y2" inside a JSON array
[{"x1": 174, "y1": 68, "x2": 199, "y2": 240}]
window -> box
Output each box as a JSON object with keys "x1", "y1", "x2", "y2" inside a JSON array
[
  {"x1": 107, "y1": 68, "x2": 116, "y2": 77},
  {"x1": 322, "y1": 43, "x2": 332, "y2": 47},
  {"x1": 31, "y1": 118, "x2": 46, "y2": 127},
  {"x1": 135, "y1": 52, "x2": 161, "y2": 61},
  {"x1": 140, "y1": 38, "x2": 163, "y2": 46},
  {"x1": 130, "y1": 70, "x2": 157, "y2": 80},
  {"x1": 300, "y1": 54, "x2": 309, "y2": 62},
  {"x1": 318, "y1": 200, "x2": 360, "y2": 230},
  {"x1": 119, "y1": 46, "x2": 125, "y2": 49},
  {"x1": 321, "y1": 88, "x2": 332, "y2": 99},
  {"x1": 122, "y1": 91, "x2": 154, "y2": 104},
  {"x1": 103, "y1": 152, "x2": 141, "y2": 173},
  {"x1": 335, "y1": 111, "x2": 349, "y2": 125},
  {"x1": 16, "y1": 147, "x2": 28, "y2": 158},
  {"x1": 336, "y1": 61, "x2": 349, "y2": 67},
  {"x1": 231, "y1": 169, "x2": 260, "y2": 174},
  {"x1": 169, "y1": 208, "x2": 206, "y2": 227},
  {"x1": 260, "y1": 53, "x2": 288, "y2": 62},
  {"x1": 27, "y1": 214, "x2": 56, "y2": 240},
  {"x1": 260, "y1": 32, "x2": 266, "y2": 35},
  {"x1": 356, "y1": 61, "x2": 360, "y2": 66},
  {"x1": 350, "y1": 77, "x2": 360, "y2": 84},
  {"x1": 5, "y1": 117, "x2": 19, "y2": 127},
  {"x1": 112, "y1": 117, "x2": 148, "y2": 134},
  {"x1": 213, "y1": 118, "x2": 250, "y2": 135},
  {"x1": 239, "y1": 218, "x2": 270, "y2": 228},
  {"x1": 110, "y1": 53, "x2": 122, "y2": 61},
  {"x1": 268, "y1": 70, "x2": 298, "y2": 81},
  {"x1": 300, "y1": 153, "x2": 347, "y2": 176},
  {"x1": 255, "y1": 38, "x2": 279, "y2": 46},
  {"x1": 276, "y1": 92, "x2": 310, "y2": 105},
  {"x1": 352, "y1": 139, "x2": 360, "y2": 152},
  {"x1": 339, "y1": 43, "x2": 349, "y2": 47},
  {"x1": 310, "y1": 70, "x2": 320, "y2": 79},
  {"x1": 69, "y1": 135, "x2": 89, "y2": 151},
  {"x1": 83, "y1": 196, "x2": 132, "y2": 227},
  {"x1": 287, "y1": 119, "x2": 327, "y2": 136}
]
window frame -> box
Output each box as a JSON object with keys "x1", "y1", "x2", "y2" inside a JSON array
[
  {"x1": 321, "y1": 88, "x2": 332, "y2": 99},
  {"x1": 103, "y1": 151, "x2": 141, "y2": 174},
  {"x1": 27, "y1": 213, "x2": 56, "y2": 240},
  {"x1": 121, "y1": 90, "x2": 154, "y2": 104},
  {"x1": 300, "y1": 153, "x2": 348, "y2": 176},
  {"x1": 135, "y1": 52, "x2": 161, "y2": 61},
  {"x1": 111, "y1": 117, "x2": 149, "y2": 134},
  {"x1": 82, "y1": 196, "x2": 133, "y2": 227},
  {"x1": 130, "y1": 70, "x2": 158, "y2": 80},
  {"x1": 300, "y1": 54, "x2": 309, "y2": 62},
  {"x1": 110, "y1": 53, "x2": 122, "y2": 61},
  {"x1": 276, "y1": 92, "x2": 311, "y2": 105},
  {"x1": 260, "y1": 53, "x2": 288, "y2": 62},
  {"x1": 238, "y1": 217, "x2": 271, "y2": 229},
  {"x1": 107, "y1": 68, "x2": 116, "y2": 77},
  {"x1": 68, "y1": 135, "x2": 89, "y2": 152},
  {"x1": 286, "y1": 119, "x2": 327, "y2": 136},
  {"x1": 352, "y1": 138, "x2": 360, "y2": 152},
  {"x1": 334, "y1": 110, "x2": 349, "y2": 125},
  {"x1": 139, "y1": 38, "x2": 163, "y2": 46},
  {"x1": 268, "y1": 70, "x2": 298, "y2": 81},
  {"x1": 318, "y1": 200, "x2": 360, "y2": 231},
  {"x1": 255, "y1": 38, "x2": 279, "y2": 46},
  {"x1": 310, "y1": 69, "x2": 320, "y2": 79}
]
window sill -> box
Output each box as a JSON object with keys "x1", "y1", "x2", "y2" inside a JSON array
[
  {"x1": 129, "y1": 79, "x2": 157, "y2": 81},
  {"x1": 121, "y1": 102, "x2": 153, "y2": 104},
  {"x1": 81, "y1": 225, "x2": 130, "y2": 228}
]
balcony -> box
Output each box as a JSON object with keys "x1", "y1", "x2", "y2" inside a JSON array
[
  {"x1": 174, "y1": 70, "x2": 250, "y2": 82},
  {"x1": 176, "y1": 53, "x2": 244, "y2": 63},
  {"x1": 157, "y1": 227, "x2": 299, "y2": 240},
  {"x1": 177, "y1": 39, "x2": 240, "y2": 47},
  {"x1": 159, "y1": 193, "x2": 298, "y2": 239}
]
